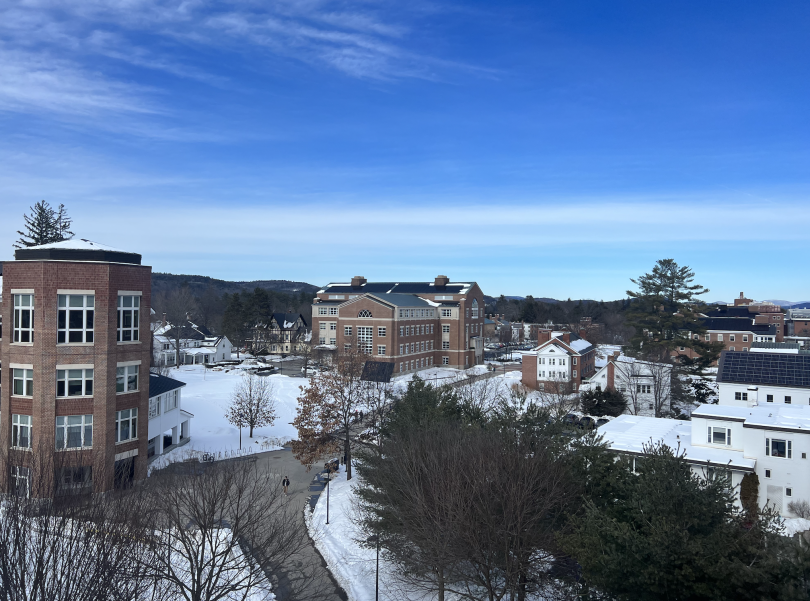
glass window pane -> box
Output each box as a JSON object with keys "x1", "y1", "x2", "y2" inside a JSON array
[
  {"x1": 69, "y1": 295, "x2": 83, "y2": 307},
  {"x1": 86, "y1": 296, "x2": 94, "y2": 308},
  {"x1": 68, "y1": 369, "x2": 82, "y2": 379},
  {"x1": 86, "y1": 311, "x2": 94, "y2": 328},
  {"x1": 68, "y1": 380, "x2": 83, "y2": 396},
  {"x1": 123, "y1": 296, "x2": 132, "y2": 308},
  {"x1": 69, "y1": 310, "x2": 83, "y2": 329},
  {"x1": 85, "y1": 424, "x2": 92, "y2": 447},
  {"x1": 67, "y1": 426, "x2": 82, "y2": 448}
]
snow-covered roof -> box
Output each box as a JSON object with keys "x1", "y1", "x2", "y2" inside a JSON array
[
  {"x1": 25, "y1": 238, "x2": 129, "y2": 252},
  {"x1": 599, "y1": 415, "x2": 756, "y2": 471},
  {"x1": 569, "y1": 339, "x2": 593, "y2": 353},
  {"x1": 693, "y1": 404, "x2": 810, "y2": 432}
]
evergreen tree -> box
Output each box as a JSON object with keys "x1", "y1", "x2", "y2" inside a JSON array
[
  {"x1": 580, "y1": 387, "x2": 627, "y2": 417},
  {"x1": 625, "y1": 259, "x2": 724, "y2": 372},
  {"x1": 15, "y1": 200, "x2": 74, "y2": 248}
]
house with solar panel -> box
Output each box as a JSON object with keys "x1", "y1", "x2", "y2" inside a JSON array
[{"x1": 597, "y1": 347, "x2": 810, "y2": 517}]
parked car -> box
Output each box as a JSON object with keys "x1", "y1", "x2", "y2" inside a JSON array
[
  {"x1": 578, "y1": 416, "x2": 596, "y2": 430},
  {"x1": 596, "y1": 418, "x2": 610, "y2": 428},
  {"x1": 563, "y1": 414, "x2": 579, "y2": 426}
]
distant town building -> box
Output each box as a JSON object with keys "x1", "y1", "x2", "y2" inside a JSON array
[
  {"x1": 581, "y1": 352, "x2": 673, "y2": 417},
  {"x1": 250, "y1": 313, "x2": 310, "y2": 355},
  {"x1": 521, "y1": 331, "x2": 597, "y2": 392},
  {"x1": 311, "y1": 276, "x2": 485, "y2": 372},
  {"x1": 153, "y1": 320, "x2": 232, "y2": 366}
]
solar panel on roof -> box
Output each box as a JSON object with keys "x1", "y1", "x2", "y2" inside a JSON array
[{"x1": 718, "y1": 351, "x2": 810, "y2": 388}]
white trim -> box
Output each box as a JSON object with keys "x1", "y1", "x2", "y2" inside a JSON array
[
  {"x1": 116, "y1": 360, "x2": 142, "y2": 367},
  {"x1": 115, "y1": 448, "x2": 139, "y2": 461},
  {"x1": 55, "y1": 363, "x2": 95, "y2": 370},
  {"x1": 9, "y1": 363, "x2": 34, "y2": 369},
  {"x1": 57, "y1": 342, "x2": 95, "y2": 347},
  {"x1": 117, "y1": 340, "x2": 142, "y2": 346},
  {"x1": 10, "y1": 289, "x2": 35, "y2": 294},
  {"x1": 57, "y1": 289, "x2": 95, "y2": 295},
  {"x1": 118, "y1": 290, "x2": 143, "y2": 296}
]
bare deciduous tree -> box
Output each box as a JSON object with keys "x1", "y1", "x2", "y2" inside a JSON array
[
  {"x1": 226, "y1": 373, "x2": 277, "y2": 438},
  {"x1": 648, "y1": 359, "x2": 673, "y2": 417},
  {"x1": 614, "y1": 360, "x2": 646, "y2": 415},
  {"x1": 154, "y1": 287, "x2": 199, "y2": 368},
  {"x1": 536, "y1": 377, "x2": 579, "y2": 420}
]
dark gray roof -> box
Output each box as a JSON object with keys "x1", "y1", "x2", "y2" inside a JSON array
[
  {"x1": 149, "y1": 373, "x2": 187, "y2": 398},
  {"x1": 366, "y1": 293, "x2": 432, "y2": 307},
  {"x1": 322, "y1": 281, "x2": 473, "y2": 295},
  {"x1": 361, "y1": 361, "x2": 395, "y2": 383},
  {"x1": 703, "y1": 306, "x2": 756, "y2": 318},
  {"x1": 700, "y1": 317, "x2": 773, "y2": 333},
  {"x1": 717, "y1": 351, "x2": 810, "y2": 389},
  {"x1": 270, "y1": 313, "x2": 309, "y2": 329}
]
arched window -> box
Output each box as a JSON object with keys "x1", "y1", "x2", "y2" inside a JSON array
[
  {"x1": 358, "y1": 309, "x2": 372, "y2": 318},
  {"x1": 471, "y1": 299, "x2": 479, "y2": 319}
]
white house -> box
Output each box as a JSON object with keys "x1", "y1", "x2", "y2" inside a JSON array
[
  {"x1": 153, "y1": 320, "x2": 232, "y2": 366},
  {"x1": 582, "y1": 353, "x2": 673, "y2": 417},
  {"x1": 717, "y1": 349, "x2": 810, "y2": 407},
  {"x1": 147, "y1": 373, "x2": 193, "y2": 458}
]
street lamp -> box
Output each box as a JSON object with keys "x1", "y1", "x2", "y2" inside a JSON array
[{"x1": 367, "y1": 534, "x2": 380, "y2": 601}]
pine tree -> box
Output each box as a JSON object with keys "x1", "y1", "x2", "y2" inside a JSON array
[{"x1": 15, "y1": 200, "x2": 74, "y2": 248}]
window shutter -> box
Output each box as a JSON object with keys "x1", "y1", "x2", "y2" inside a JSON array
[{"x1": 766, "y1": 438, "x2": 770, "y2": 456}]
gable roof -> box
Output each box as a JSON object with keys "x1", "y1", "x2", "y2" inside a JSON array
[
  {"x1": 270, "y1": 313, "x2": 309, "y2": 329},
  {"x1": 148, "y1": 373, "x2": 187, "y2": 398},
  {"x1": 365, "y1": 293, "x2": 433, "y2": 308},
  {"x1": 700, "y1": 317, "x2": 774, "y2": 333},
  {"x1": 321, "y1": 281, "x2": 475, "y2": 296},
  {"x1": 717, "y1": 350, "x2": 810, "y2": 389}
]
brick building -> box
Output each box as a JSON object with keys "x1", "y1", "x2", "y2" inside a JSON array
[
  {"x1": 521, "y1": 331, "x2": 597, "y2": 392},
  {"x1": 0, "y1": 239, "x2": 151, "y2": 494},
  {"x1": 312, "y1": 276, "x2": 485, "y2": 372}
]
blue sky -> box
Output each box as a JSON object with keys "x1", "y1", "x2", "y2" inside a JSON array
[{"x1": 1, "y1": 1, "x2": 809, "y2": 301}]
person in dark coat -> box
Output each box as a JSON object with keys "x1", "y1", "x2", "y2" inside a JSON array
[{"x1": 282, "y1": 476, "x2": 290, "y2": 494}]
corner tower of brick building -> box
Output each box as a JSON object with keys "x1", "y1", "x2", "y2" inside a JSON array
[{"x1": 0, "y1": 240, "x2": 151, "y2": 494}]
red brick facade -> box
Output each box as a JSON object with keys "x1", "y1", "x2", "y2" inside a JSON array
[{"x1": 0, "y1": 253, "x2": 151, "y2": 493}]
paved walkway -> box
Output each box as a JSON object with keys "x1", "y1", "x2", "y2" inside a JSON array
[{"x1": 254, "y1": 447, "x2": 348, "y2": 601}]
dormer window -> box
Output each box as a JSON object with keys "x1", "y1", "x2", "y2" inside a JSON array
[{"x1": 708, "y1": 426, "x2": 731, "y2": 446}]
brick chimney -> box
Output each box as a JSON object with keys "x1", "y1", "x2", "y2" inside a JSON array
[
  {"x1": 537, "y1": 330, "x2": 551, "y2": 344},
  {"x1": 561, "y1": 332, "x2": 571, "y2": 344},
  {"x1": 350, "y1": 276, "x2": 367, "y2": 288},
  {"x1": 434, "y1": 275, "x2": 450, "y2": 289}
]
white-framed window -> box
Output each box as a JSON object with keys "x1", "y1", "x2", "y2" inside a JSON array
[
  {"x1": 319, "y1": 336, "x2": 326, "y2": 345},
  {"x1": 765, "y1": 469, "x2": 771, "y2": 478},
  {"x1": 442, "y1": 357, "x2": 449, "y2": 365},
  {"x1": 399, "y1": 344, "x2": 404, "y2": 354},
  {"x1": 57, "y1": 294, "x2": 94, "y2": 343},
  {"x1": 57, "y1": 368, "x2": 94, "y2": 397},
  {"x1": 329, "y1": 337, "x2": 336, "y2": 345},
  {"x1": 399, "y1": 363, "x2": 403, "y2": 372},
  {"x1": 165, "y1": 390, "x2": 179, "y2": 412},
  {"x1": 637, "y1": 384, "x2": 651, "y2": 394},
  {"x1": 442, "y1": 325, "x2": 450, "y2": 333},
  {"x1": 786, "y1": 487, "x2": 793, "y2": 497},
  {"x1": 330, "y1": 323, "x2": 337, "y2": 331},
  {"x1": 573, "y1": 370, "x2": 577, "y2": 378},
  {"x1": 441, "y1": 309, "x2": 452, "y2": 317},
  {"x1": 730, "y1": 346, "x2": 735, "y2": 351},
  {"x1": 471, "y1": 299, "x2": 479, "y2": 318},
  {"x1": 344, "y1": 326, "x2": 353, "y2": 336},
  {"x1": 149, "y1": 396, "x2": 161, "y2": 418},
  {"x1": 765, "y1": 438, "x2": 791, "y2": 458},
  {"x1": 705, "y1": 334, "x2": 710, "y2": 341},
  {"x1": 115, "y1": 409, "x2": 138, "y2": 443},
  {"x1": 117, "y1": 295, "x2": 140, "y2": 342},
  {"x1": 56, "y1": 415, "x2": 93, "y2": 449},
  {"x1": 398, "y1": 310, "x2": 404, "y2": 318},
  {"x1": 13, "y1": 294, "x2": 34, "y2": 343},
  {"x1": 358, "y1": 310, "x2": 372, "y2": 318},
  {"x1": 11, "y1": 466, "x2": 31, "y2": 498},
  {"x1": 378, "y1": 327, "x2": 386, "y2": 337},
  {"x1": 708, "y1": 426, "x2": 731, "y2": 445},
  {"x1": 12, "y1": 415, "x2": 33, "y2": 449},
  {"x1": 399, "y1": 326, "x2": 404, "y2": 336},
  {"x1": 320, "y1": 323, "x2": 326, "y2": 331},
  {"x1": 377, "y1": 345, "x2": 386, "y2": 356},
  {"x1": 116, "y1": 365, "x2": 139, "y2": 393},
  {"x1": 318, "y1": 307, "x2": 328, "y2": 315},
  {"x1": 357, "y1": 327, "x2": 373, "y2": 354},
  {"x1": 329, "y1": 295, "x2": 344, "y2": 300},
  {"x1": 430, "y1": 324, "x2": 434, "y2": 334},
  {"x1": 573, "y1": 358, "x2": 578, "y2": 365},
  {"x1": 734, "y1": 391, "x2": 748, "y2": 401},
  {"x1": 12, "y1": 369, "x2": 34, "y2": 397},
  {"x1": 344, "y1": 343, "x2": 351, "y2": 351},
  {"x1": 406, "y1": 326, "x2": 411, "y2": 336},
  {"x1": 785, "y1": 396, "x2": 792, "y2": 404},
  {"x1": 743, "y1": 335, "x2": 748, "y2": 342},
  {"x1": 329, "y1": 307, "x2": 338, "y2": 316},
  {"x1": 717, "y1": 334, "x2": 724, "y2": 342},
  {"x1": 442, "y1": 341, "x2": 450, "y2": 349},
  {"x1": 729, "y1": 334, "x2": 735, "y2": 342}
]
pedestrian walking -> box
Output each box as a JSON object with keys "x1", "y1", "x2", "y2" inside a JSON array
[{"x1": 282, "y1": 475, "x2": 290, "y2": 495}]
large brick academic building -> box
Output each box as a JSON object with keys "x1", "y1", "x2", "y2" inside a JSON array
[
  {"x1": 312, "y1": 276, "x2": 486, "y2": 372},
  {"x1": 0, "y1": 240, "x2": 151, "y2": 494}
]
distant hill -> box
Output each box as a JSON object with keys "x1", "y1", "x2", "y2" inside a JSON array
[{"x1": 152, "y1": 273, "x2": 319, "y2": 297}]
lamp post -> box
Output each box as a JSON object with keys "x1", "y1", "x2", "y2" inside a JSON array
[
  {"x1": 367, "y1": 535, "x2": 380, "y2": 601},
  {"x1": 326, "y1": 465, "x2": 332, "y2": 525}
]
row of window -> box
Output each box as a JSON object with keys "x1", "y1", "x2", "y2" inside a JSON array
[
  {"x1": 398, "y1": 308, "x2": 436, "y2": 319},
  {"x1": 735, "y1": 391, "x2": 807, "y2": 404},
  {"x1": 11, "y1": 366, "x2": 140, "y2": 397},
  {"x1": 400, "y1": 324, "x2": 434, "y2": 336},
  {"x1": 148, "y1": 390, "x2": 180, "y2": 418},
  {"x1": 9, "y1": 409, "x2": 138, "y2": 450},
  {"x1": 399, "y1": 341, "x2": 435, "y2": 355},
  {"x1": 539, "y1": 357, "x2": 567, "y2": 366},
  {"x1": 10, "y1": 294, "x2": 140, "y2": 344},
  {"x1": 399, "y1": 357, "x2": 438, "y2": 371}
]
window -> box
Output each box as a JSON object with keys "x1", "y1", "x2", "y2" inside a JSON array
[
  {"x1": 330, "y1": 323, "x2": 337, "y2": 331},
  {"x1": 730, "y1": 334, "x2": 735, "y2": 342},
  {"x1": 116, "y1": 365, "x2": 139, "y2": 393},
  {"x1": 786, "y1": 487, "x2": 793, "y2": 497},
  {"x1": 115, "y1": 409, "x2": 138, "y2": 443},
  {"x1": 149, "y1": 396, "x2": 161, "y2": 418},
  {"x1": 399, "y1": 344, "x2": 404, "y2": 354},
  {"x1": 717, "y1": 334, "x2": 723, "y2": 342},
  {"x1": 344, "y1": 326, "x2": 353, "y2": 336},
  {"x1": 573, "y1": 358, "x2": 577, "y2": 365},
  {"x1": 358, "y1": 310, "x2": 372, "y2": 318},
  {"x1": 329, "y1": 337, "x2": 336, "y2": 345},
  {"x1": 705, "y1": 334, "x2": 710, "y2": 341},
  {"x1": 165, "y1": 390, "x2": 179, "y2": 411},
  {"x1": 785, "y1": 396, "x2": 792, "y2": 404},
  {"x1": 679, "y1": 346, "x2": 686, "y2": 351},
  {"x1": 399, "y1": 326, "x2": 404, "y2": 336},
  {"x1": 12, "y1": 415, "x2": 32, "y2": 449},
  {"x1": 766, "y1": 438, "x2": 791, "y2": 458},
  {"x1": 329, "y1": 307, "x2": 338, "y2": 316},
  {"x1": 734, "y1": 391, "x2": 748, "y2": 401},
  {"x1": 11, "y1": 466, "x2": 30, "y2": 498},
  {"x1": 743, "y1": 335, "x2": 748, "y2": 342},
  {"x1": 729, "y1": 347, "x2": 735, "y2": 351},
  {"x1": 12, "y1": 369, "x2": 33, "y2": 396},
  {"x1": 573, "y1": 370, "x2": 577, "y2": 378},
  {"x1": 767, "y1": 394, "x2": 774, "y2": 402},
  {"x1": 329, "y1": 295, "x2": 344, "y2": 300},
  {"x1": 442, "y1": 341, "x2": 450, "y2": 349},
  {"x1": 441, "y1": 309, "x2": 452, "y2": 317},
  {"x1": 357, "y1": 327, "x2": 373, "y2": 354},
  {"x1": 377, "y1": 345, "x2": 386, "y2": 356},
  {"x1": 13, "y1": 294, "x2": 34, "y2": 343},
  {"x1": 117, "y1": 295, "x2": 140, "y2": 342},
  {"x1": 56, "y1": 466, "x2": 92, "y2": 491},
  {"x1": 406, "y1": 326, "x2": 411, "y2": 336},
  {"x1": 637, "y1": 384, "x2": 651, "y2": 394},
  {"x1": 56, "y1": 415, "x2": 93, "y2": 449},
  {"x1": 378, "y1": 327, "x2": 386, "y2": 337},
  {"x1": 344, "y1": 343, "x2": 351, "y2": 351},
  {"x1": 708, "y1": 426, "x2": 731, "y2": 445},
  {"x1": 57, "y1": 295, "x2": 94, "y2": 343},
  {"x1": 442, "y1": 325, "x2": 450, "y2": 333},
  {"x1": 471, "y1": 299, "x2": 479, "y2": 319},
  {"x1": 319, "y1": 336, "x2": 326, "y2": 345},
  {"x1": 765, "y1": 469, "x2": 771, "y2": 478},
  {"x1": 318, "y1": 307, "x2": 328, "y2": 315},
  {"x1": 320, "y1": 323, "x2": 326, "y2": 331},
  {"x1": 57, "y1": 368, "x2": 94, "y2": 397},
  {"x1": 442, "y1": 357, "x2": 449, "y2": 365}
]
